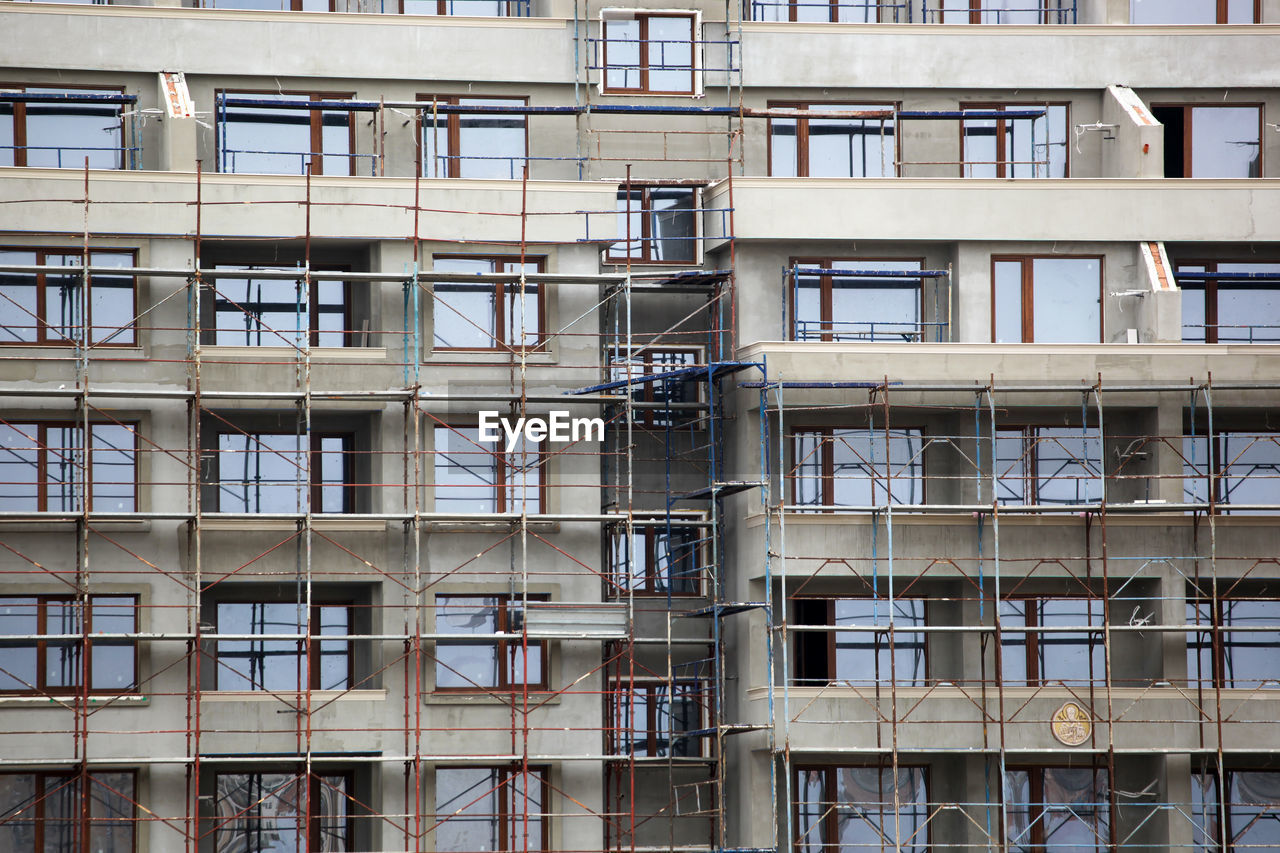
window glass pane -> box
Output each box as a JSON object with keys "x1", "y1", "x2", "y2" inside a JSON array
[
  {"x1": 42, "y1": 773, "x2": 81, "y2": 852},
  {"x1": 0, "y1": 250, "x2": 38, "y2": 343},
  {"x1": 793, "y1": 431, "x2": 825, "y2": 507},
  {"x1": 1038, "y1": 599, "x2": 1104, "y2": 685},
  {"x1": 835, "y1": 767, "x2": 927, "y2": 853},
  {"x1": 422, "y1": 105, "x2": 450, "y2": 178},
  {"x1": 0, "y1": 598, "x2": 38, "y2": 691},
  {"x1": 508, "y1": 769, "x2": 544, "y2": 850},
  {"x1": 611, "y1": 191, "x2": 644, "y2": 259},
  {"x1": 214, "y1": 268, "x2": 308, "y2": 347},
  {"x1": 792, "y1": 271, "x2": 822, "y2": 340},
  {"x1": 317, "y1": 435, "x2": 348, "y2": 513},
  {"x1": 0, "y1": 774, "x2": 36, "y2": 850},
  {"x1": 1032, "y1": 426, "x2": 1101, "y2": 504},
  {"x1": 1220, "y1": 599, "x2": 1280, "y2": 688},
  {"x1": 1190, "y1": 771, "x2": 1218, "y2": 850},
  {"x1": 1031, "y1": 257, "x2": 1100, "y2": 343},
  {"x1": 978, "y1": 0, "x2": 1045, "y2": 23},
  {"x1": 1220, "y1": 433, "x2": 1280, "y2": 510},
  {"x1": 1185, "y1": 601, "x2": 1214, "y2": 688},
  {"x1": 994, "y1": 429, "x2": 1029, "y2": 504},
  {"x1": 647, "y1": 16, "x2": 693, "y2": 93},
  {"x1": 1131, "y1": 0, "x2": 1216, "y2": 23},
  {"x1": 993, "y1": 260, "x2": 1023, "y2": 343},
  {"x1": 655, "y1": 526, "x2": 699, "y2": 593},
  {"x1": 1005, "y1": 769, "x2": 1032, "y2": 851},
  {"x1": 962, "y1": 112, "x2": 999, "y2": 178},
  {"x1": 437, "y1": 596, "x2": 499, "y2": 688},
  {"x1": 214, "y1": 773, "x2": 303, "y2": 849},
  {"x1": 435, "y1": 426, "x2": 498, "y2": 513},
  {"x1": 999, "y1": 600, "x2": 1030, "y2": 684},
  {"x1": 829, "y1": 428, "x2": 923, "y2": 506},
  {"x1": 44, "y1": 254, "x2": 83, "y2": 344},
  {"x1": 1180, "y1": 280, "x2": 1207, "y2": 342},
  {"x1": 44, "y1": 600, "x2": 82, "y2": 690},
  {"x1": 796, "y1": 770, "x2": 826, "y2": 853},
  {"x1": 90, "y1": 596, "x2": 136, "y2": 691},
  {"x1": 507, "y1": 633, "x2": 542, "y2": 685},
  {"x1": 1216, "y1": 263, "x2": 1280, "y2": 343},
  {"x1": 1231, "y1": 771, "x2": 1280, "y2": 848},
  {"x1": 1004, "y1": 105, "x2": 1068, "y2": 178},
  {"x1": 501, "y1": 261, "x2": 541, "y2": 348},
  {"x1": 506, "y1": 433, "x2": 541, "y2": 515},
  {"x1": 829, "y1": 260, "x2": 923, "y2": 341},
  {"x1": 808, "y1": 103, "x2": 894, "y2": 178},
  {"x1": 221, "y1": 94, "x2": 315, "y2": 175},
  {"x1": 936, "y1": 0, "x2": 972, "y2": 21},
  {"x1": 1190, "y1": 106, "x2": 1261, "y2": 178},
  {"x1": 648, "y1": 188, "x2": 696, "y2": 263},
  {"x1": 833, "y1": 598, "x2": 926, "y2": 686},
  {"x1": 216, "y1": 433, "x2": 307, "y2": 513},
  {"x1": 458, "y1": 98, "x2": 525, "y2": 180},
  {"x1": 1183, "y1": 434, "x2": 1210, "y2": 505},
  {"x1": 89, "y1": 772, "x2": 135, "y2": 853},
  {"x1": 46, "y1": 425, "x2": 82, "y2": 512},
  {"x1": 1226, "y1": 0, "x2": 1255, "y2": 21},
  {"x1": 770, "y1": 117, "x2": 798, "y2": 177},
  {"x1": 217, "y1": 602, "x2": 304, "y2": 691},
  {"x1": 24, "y1": 88, "x2": 122, "y2": 170},
  {"x1": 436, "y1": 768, "x2": 500, "y2": 852},
  {"x1": 605, "y1": 19, "x2": 642, "y2": 90},
  {"x1": 316, "y1": 280, "x2": 347, "y2": 348},
  {"x1": 0, "y1": 104, "x2": 14, "y2": 167},
  {"x1": 318, "y1": 605, "x2": 350, "y2": 690},
  {"x1": 0, "y1": 423, "x2": 40, "y2": 511},
  {"x1": 90, "y1": 424, "x2": 135, "y2": 512},
  {"x1": 319, "y1": 108, "x2": 352, "y2": 176},
  {"x1": 88, "y1": 252, "x2": 135, "y2": 345},
  {"x1": 434, "y1": 257, "x2": 499, "y2": 349},
  {"x1": 1040, "y1": 768, "x2": 1109, "y2": 852}
]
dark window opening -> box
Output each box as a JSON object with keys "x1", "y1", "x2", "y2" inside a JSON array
[
  {"x1": 792, "y1": 597, "x2": 927, "y2": 686},
  {"x1": 1152, "y1": 104, "x2": 1262, "y2": 178}
]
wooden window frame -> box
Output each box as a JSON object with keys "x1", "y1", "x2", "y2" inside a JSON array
[
  {"x1": 606, "y1": 677, "x2": 707, "y2": 756},
  {"x1": 606, "y1": 345, "x2": 704, "y2": 425},
  {"x1": 786, "y1": 255, "x2": 926, "y2": 341},
  {"x1": 990, "y1": 254, "x2": 1105, "y2": 343},
  {"x1": 415, "y1": 94, "x2": 529, "y2": 179},
  {"x1": 790, "y1": 425, "x2": 927, "y2": 509},
  {"x1": 958, "y1": 101, "x2": 1071, "y2": 178},
  {"x1": 0, "y1": 420, "x2": 140, "y2": 512},
  {"x1": 1131, "y1": 0, "x2": 1261, "y2": 24},
  {"x1": 793, "y1": 764, "x2": 931, "y2": 853},
  {"x1": 432, "y1": 422, "x2": 547, "y2": 514},
  {"x1": 601, "y1": 12, "x2": 698, "y2": 96},
  {"x1": 0, "y1": 594, "x2": 139, "y2": 695},
  {"x1": 0, "y1": 84, "x2": 128, "y2": 170},
  {"x1": 792, "y1": 596, "x2": 930, "y2": 685},
  {"x1": 210, "y1": 767, "x2": 354, "y2": 853},
  {"x1": 607, "y1": 518, "x2": 706, "y2": 597},
  {"x1": 994, "y1": 423, "x2": 1102, "y2": 505},
  {"x1": 1150, "y1": 103, "x2": 1265, "y2": 178},
  {"x1": 1176, "y1": 258, "x2": 1280, "y2": 344},
  {"x1": 605, "y1": 185, "x2": 701, "y2": 266},
  {"x1": 1183, "y1": 429, "x2": 1280, "y2": 510},
  {"x1": 207, "y1": 263, "x2": 352, "y2": 348},
  {"x1": 0, "y1": 247, "x2": 138, "y2": 347},
  {"x1": 431, "y1": 254, "x2": 547, "y2": 352},
  {"x1": 434, "y1": 593, "x2": 550, "y2": 692},
  {"x1": 434, "y1": 765, "x2": 551, "y2": 852},
  {"x1": 215, "y1": 88, "x2": 358, "y2": 177},
  {"x1": 1187, "y1": 591, "x2": 1280, "y2": 688},
  {"x1": 0, "y1": 769, "x2": 138, "y2": 852},
  {"x1": 998, "y1": 595, "x2": 1105, "y2": 687},
  {"x1": 207, "y1": 429, "x2": 355, "y2": 513},
  {"x1": 211, "y1": 600, "x2": 355, "y2": 692},
  {"x1": 767, "y1": 101, "x2": 901, "y2": 178},
  {"x1": 1003, "y1": 765, "x2": 1112, "y2": 851}
]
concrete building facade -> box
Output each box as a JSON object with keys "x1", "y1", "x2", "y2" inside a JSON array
[{"x1": 0, "y1": 0, "x2": 1278, "y2": 851}]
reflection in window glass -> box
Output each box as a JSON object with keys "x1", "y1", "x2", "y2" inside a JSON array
[
  {"x1": 609, "y1": 188, "x2": 697, "y2": 263},
  {"x1": 434, "y1": 425, "x2": 540, "y2": 514},
  {"x1": 212, "y1": 266, "x2": 348, "y2": 348},
  {"x1": 214, "y1": 433, "x2": 348, "y2": 513},
  {"x1": 1178, "y1": 262, "x2": 1280, "y2": 343},
  {"x1": 1006, "y1": 768, "x2": 1109, "y2": 852},
  {"x1": 214, "y1": 772, "x2": 349, "y2": 853},
  {"x1": 1183, "y1": 432, "x2": 1280, "y2": 513},
  {"x1": 435, "y1": 595, "x2": 542, "y2": 689},
  {"x1": 962, "y1": 104, "x2": 1068, "y2": 178},
  {"x1": 770, "y1": 104, "x2": 896, "y2": 178},
  {"x1": 793, "y1": 428, "x2": 924, "y2": 508},
  {"x1": 422, "y1": 97, "x2": 526, "y2": 179},
  {"x1": 0, "y1": 772, "x2": 136, "y2": 853},
  {"x1": 0, "y1": 250, "x2": 135, "y2": 346},
  {"x1": 995, "y1": 426, "x2": 1102, "y2": 505},
  {"x1": 603, "y1": 14, "x2": 695, "y2": 94},
  {"x1": 0, "y1": 595, "x2": 137, "y2": 694},
  {"x1": 0, "y1": 88, "x2": 124, "y2": 170},
  {"x1": 433, "y1": 257, "x2": 541, "y2": 349},
  {"x1": 1187, "y1": 598, "x2": 1280, "y2": 689},
  {"x1": 215, "y1": 602, "x2": 350, "y2": 691},
  {"x1": 1193, "y1": 771, "x2": 1280, "y2": 851},
  {"x1": 831, "y1": 598, "x2": 927, "y2": 686},
  {"x1": 1191, "y1": 107, "x2": 1262, "y2": 178},
  {"x1": 435, "y1": 767, "x2": 545, "y2": 853},
  {"x1": 1001, "y1": 598, "x2": 1104, "y2": 686},
  {"x1": 796, "y1": 767, "x2": 927, "y2": 853},
  {"x1": 219, "y1": 92, "x2": 354, "y2": 176}
]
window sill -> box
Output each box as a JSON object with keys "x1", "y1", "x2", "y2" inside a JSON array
[
  {"x1": 0, "y1": 694, "x2": 149, "y2": 709},
  {"x1": 425, "y1": 690, "x2": 561, "y2": 706},
  {"x1": 202, "y1": 689, "x2": 387, "y2": 702}
]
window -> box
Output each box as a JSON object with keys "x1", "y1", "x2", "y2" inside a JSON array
[
  {"x1": 1132, "y1": 0, "x2": 1259, "y2": 24},
  {"x1": 927, "y1": 0, "x2": 1074, "y2": 23},
  {"x1": 795, "y1": 766, "x2": 928, "y2": 853},
  {"x1": 207, "y1": 430, "x2": 353, "y2": 513},
  {"x1": 403, "y1": 0, "x2": 525, "y2": 14},
  {"x1": 608, "y1": 187, "x2": 697, "y2": 264},
  {"x1": 608, "y1": 522, "x2": 703, "y2": 595},
  {"x1": 0, "y1": 421, "x2": 137, "y2": 512},
  {"x1": 1000, "y1": 598, "x2": 1105, "y2": 686},
  {"x1": 420, "y1": 96, "x2": 528, "y2": 179},
  {"x1": 0, "y1": 771, "x2": 135, "y2": 852},
  {"x1": 961, "y1": 103, "x2": 1069, "y2": 178},
  {"x1": 206, "y1": 264, "x2": 351, "y2": 348},
  {"x1": 0, "y1": 595, "x2": 137, "y2": 694},
  {"x1": 1187, "y1": 595, "x2": 1280, "y2": 688},
  {"x1": 750, "y1": 0, "x2": 892, "y2": 22},
  {"x1": 212, "y1": 770, "x2": 352, "y2": 853},
  {"x1": 1193, "y1": 770, "x2": 1280, "y2": 851},
  {"x1": 434, "y1": 424, "x2": 542, "y2": 513},
  {"x1": 434, "y1": 766, "x2": 547, "y2": 853},
  {"x1": 1151, "y1": 104, "x2": 1262, "y2": 178},
  {"x1": 769, "y1": 102, "x2": 898, "y2": 178},
  {"x1": 434, "y1": 595, "x2": 546, "y2": 691},
  {"x1": 0, "y1": 86, "x2": 127, "y2": 169},
  {"x1": 607, "y1": 347, "x2": 701, "y2": 426},
  {"x1": 793, "y1": 598, "x2": 927, "y2": 686},
  {"x1": 0, "y1": 249, "x2": 136, "y2": 346},
  {"x1": 992, "y1": 256, "x2": 1102, "y2": 343},
  {"x1": 1005, "y1": 767, "x2": 1109, "y2": 852},
  {"x1": 994, "y1": 426, "x2": 1103, "y2": 505},
  {"x1": 432, "y1": 256, "x2": 543, "y2": 351},
  {"x1": 1178, "y1": 261, "x2": 1280, "y2": 343},
  {"x1": 217, "y1": 91, "x2": 357, "y2": 176},
  {"x1": 789, "y1": 258, "x2": 926, "y2": 341},
  {"x1": 1183, "y1": 432, "x2": 1280, "y2": 512},
  {"x1": 792, "y1": 427, "x2": 924, "y2": 508},
  {"x1": 602, "y1": 13, "x2": 697, "y2": 95},
  {"x1": 608, "y1": 679, "x2": 704, "y2": 756},
  {"x1": 213, "y1": 601, "x2": 352, "y2": 691}
]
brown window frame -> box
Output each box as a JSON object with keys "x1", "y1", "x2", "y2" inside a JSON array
[
  {"x1": 205, "y1": 263, "x2": 352, "y2": 349},
  {"x1": 0, "y1": 247, "x2": 138, "y2": 347},
  {"x1": 205, "y1": 428, "x2": 356, "y2": 513},
  {"x1": 993, "y1": 423, "x2": 1103, "y2": 506},
  {"x1": 990, "y1": 254, "x2": 1105, "y2": 343},
  {"x1": 606, "y1": 518, "x2": 706, "y2": 597},
  {"x1": 606, "y1": 676, "x2": 708, "y2": 757},
  {"x1": 209, "y1": 767, "x2": 354, "y2": 853},
  {"x1": 432, "y1": 421, "x2": 547, "y2": 514},
  {"x1": 1131, "y1": 0, "x2": 1260, "y2": 24},
  {"x1": 0, "y1": 769, "x2": 138, "y2": 852},
  {"x1": 215, "y1": 88, "x2": 358, "y2": 177},
  {"x1": 786, "y1": 255, "x2": 926, "y2": 342},
  {"x1": 765, "y1": 0, "x2": 892, "y2": 22},
  {"x1": 0, "y1": 84, "x2": 128, "y2": 170},
  {"x1": 1003, "y1": 765, "x2": 1112, "y2": 850},
  {"x1": 415, "y1": 94, "x2": 530, "y2": 179},
  {"x1": 433, "y1": 765, "x2": 551, "y2": 852},
  {"x1": 0, "y1": 419, "x2": 140, "y2": 512},
  {"x1": 790, "y1": 424, "x2": 928, "y2": 509},
  {"x1": 605, "y1": 184, "x2": 701, "y2": 266},
  {"x1": 211, "y1": 599, "x2": 355, "y2": 692},
  {"x1": 0, "y1": 594, "x2": 139, "y2": 696},
  {"x1": 792, "y1": 596, "x2": 930, "y2": 686},
  {"x1": 431, "y1": 253, "x2": 547, "y2": 352},
  {"x1": 434, "y1": 593, "x2": 550, "y2": 692},
  {"x1": 958, "y1": 101, "x2": 1071, "y2": 178},
  {"x1": 606, "y1": 345, "x2": 704, "y2": 426},
  {"x1": 793, "y1": 764, "x2": 931, "y2": 853},
  {"x1": 767, "y1": 101, "x2": 901, "y2": 178},
  {"x1": 601, "y1": 12, "x2": 698, "y2": 96},
  {"x1": 997, "y1": 595, "x2": 1106, "y2": 687},
  {"x1": 1150, "y1": 102, "x2": 1265, "y2": 178},
  {"x1": 1176, "y1": 258, "x2": 1280, "y2": 344}
]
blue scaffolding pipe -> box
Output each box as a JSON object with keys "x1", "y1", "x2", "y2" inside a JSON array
[
  {"x1": 1174, "y1": 271, "x2": 1280, "y2": 281},
  {"x1": 0, "y1": 93, "x2": 139, "y2": 105},
  {"x1": 740, "y1": 380, "x2": 903, "y2": 389},
  {"x1": 791, "y1": 267, "x2": 951, "y2": 278},
  {"x1": 569, "y1": 361, "x2": 762, "y2": 395}
]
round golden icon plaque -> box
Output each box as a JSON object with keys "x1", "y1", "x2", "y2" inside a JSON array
[{"x1": 1051, "y1": 701, "x2": 1092, "y2": 746}]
